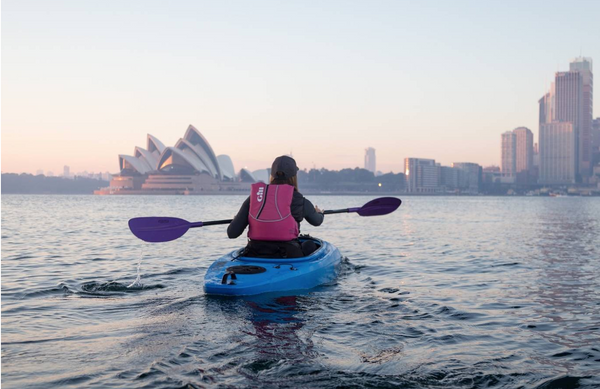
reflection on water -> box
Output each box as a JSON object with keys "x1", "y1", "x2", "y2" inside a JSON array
[
  {"x1": 1, "y1": 195, "x2": 600, "y2": 388},
  {"x1": 527, "y1": 199, "x2": 600, "y2": 371}
]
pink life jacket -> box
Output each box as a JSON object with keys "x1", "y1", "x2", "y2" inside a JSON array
[{"x1": 248, "y1": 183, "x2": 299, "y2": 241}]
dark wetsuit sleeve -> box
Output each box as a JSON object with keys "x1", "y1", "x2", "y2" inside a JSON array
[
  {"x1": 227, "y1": 197, "x2": 250, "y2": 238},
  {"x1": 303, "y1": 198, "x2": 324, "y2": 226}
]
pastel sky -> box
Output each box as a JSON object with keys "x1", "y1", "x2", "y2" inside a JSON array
[{"x1": 2, "y1": 0, "x2": 599, "y2": 175}]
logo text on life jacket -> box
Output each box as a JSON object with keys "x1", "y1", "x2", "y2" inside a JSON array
[{"x1": 256, "y1": 187, "x2": 264, "y2": 202}]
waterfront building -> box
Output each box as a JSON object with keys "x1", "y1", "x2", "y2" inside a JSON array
[
  {"x1": 63, "y1": 166, "x2": 70, "y2": 178},
  {"x1": 452, "y1": 162, "x2": 482, "y2": 193},
  {"x1": 364, "y1": 147, "x2": 376, "y2": 174},
  {"x1": 430, "y1": 163, "x2": 482, "y2": 194},
  {"x1": 481, "y1": 166, "x2": 501, "y2": 186},
  {"x1": 501, "y1": 131, "x2": 516, "y2": 181},
  {"x1": 404, "y1": 158, "x2": 439, "y2": 193},
  {"x1": 96, "y1": 125, "x2": 248, "y2": 195},
  {"x1": 439, "y1": 166, "x2": 459, "y2": 191},
  {"x1": 539, "y1": 122, "x2": 576, "y2": 184}
]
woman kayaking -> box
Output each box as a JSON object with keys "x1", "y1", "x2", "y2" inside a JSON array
[{"x1": 227, "y1": 155, "x2": 324, "y2": 258}]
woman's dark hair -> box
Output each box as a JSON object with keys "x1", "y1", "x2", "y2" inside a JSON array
[{"x1": 270, "y1": 173, "x2": 298, "y2": 191}]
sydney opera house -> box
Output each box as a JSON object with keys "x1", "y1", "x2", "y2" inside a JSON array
[{"x1": 95, "y1": 125, "x2": 269, "y2": 195}]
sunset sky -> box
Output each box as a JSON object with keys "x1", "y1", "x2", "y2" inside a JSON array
[{"x1": 2, "y1": 0, "x2": 599, "y2": 175}]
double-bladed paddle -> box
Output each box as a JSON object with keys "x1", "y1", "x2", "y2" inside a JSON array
[{"x1": 128, "y1": 197, "x2": 401, "y2": 243}]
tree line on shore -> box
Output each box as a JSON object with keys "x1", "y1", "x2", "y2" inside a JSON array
[
  {"x1": 298, "y1": 168, "x2": 406, "y2": 192},
  {"x1": 1, "y1": 173, "x2": 108, "y2": 194},
  {"x1": 2, "y1": 168, "x2": 405, "y2": 194}
]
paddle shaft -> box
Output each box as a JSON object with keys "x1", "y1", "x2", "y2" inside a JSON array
[
  {"x1": 323, "y1": 208, "x2": 359, "y2": 215},
  {"x1": 192, "y1": 219, "x2": 232, "y2": 228},
  {"x1": 196, "y1": 209, "x2": 352, "y2": 227}
]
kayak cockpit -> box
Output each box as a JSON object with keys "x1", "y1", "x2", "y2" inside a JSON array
[{"x1": 234, "y1": 236, "x2": 324, "y2": 264}]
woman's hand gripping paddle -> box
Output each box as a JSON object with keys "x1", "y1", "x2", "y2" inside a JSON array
[{"x1": 128, "y1": 197, "x2": 401, "y2": 243}]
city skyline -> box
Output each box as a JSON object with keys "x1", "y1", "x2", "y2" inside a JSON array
[{"x1": 2, "y1": 1, "x2": 600, "y2": 175}]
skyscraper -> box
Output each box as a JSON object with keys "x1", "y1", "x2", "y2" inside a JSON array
[
  {"x1": 532, "y1": 142, "x2": 540, "y2": 181},
  {"x1": 593, "y1": 117, "x2": 600, "y2": 167},
  {"x1": 513, "y1": 127, "x2": 534, "y2": 174},
  {"x1": 570, "y1": 57, "x2": 593, "y2": 179},
  {"x1": 63, "y1": 165, "x2": 70, "y2": 178},
  {"x1": 539, "y1": 122, "x2": 576, "y2": 184},
  {"x1": 555, "y1": 71, "x2": 582, "y2": 129},
  {"x1": 364, "y1": 147, "x2": 376, "y2": 173},
  {"x1": 554, "y1": 70, "x2": 582, "y2": 177},
  {"x1": 539, "y1": 57, "x2": 594, "y2": 183},
  {"x1": 539, "y1": 82, "x2": 555, "y2": 126},
  {"x1": 501, "y1": 131, "x2": 516, "y2": 178},
  {"x1": 594, "y1": 117, "x2": 600, "y2": 147}
]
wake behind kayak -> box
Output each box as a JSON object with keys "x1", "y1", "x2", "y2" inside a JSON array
[{"x1": 204, "y1": 237, "x2": 342, "y2": 296}]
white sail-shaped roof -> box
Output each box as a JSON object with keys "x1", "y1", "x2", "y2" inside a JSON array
[
  {"x1": 217, "y1": 155, "x2": 236, "y2": 180},
  {"x1": 174, "y1": 139, "x2": 213, "y2": 175},
  {"x1": 157, "y1": 147, "x2": 211, "y2": 174},
  {"x1": 252, "y1": 169, "x2": 270, "y2": 183},
  {"x1": 134, "y1": 147, "x2": 157, "y2": 171},
  {"x1": 118, "y1": 126, "x2": 238, "y2": 179},
  {"x1": 147, "y1": 134, "x2": 166, "y2": 157},
  {"x1": 119, "y1": 154, "x2": 152, "y2": 174},
  {"x1": 183, "y1": 125, "x2": 222, "y2": 179},
  {"x1": 173, "y1": 139, "x2": 213, "y2": 175},
  {"x1": 239, "y1": 168, "x2": 256, "y2": 183}
]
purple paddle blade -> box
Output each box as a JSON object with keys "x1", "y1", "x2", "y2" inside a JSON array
[
  {"x1": 128, "y1": 217, "x2": 192, "y2": 243},
  {"x1": 356, "y1": 197, "x2": 401, "y2": 217}
]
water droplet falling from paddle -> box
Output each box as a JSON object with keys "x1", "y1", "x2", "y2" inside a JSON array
[{"x1": 127, "y1": 248, "x2": 144, "y2": 288}]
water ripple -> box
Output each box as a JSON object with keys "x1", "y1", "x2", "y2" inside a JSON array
[{"x1": 2, "y1": 195, "x2": 600, "y2": 388}]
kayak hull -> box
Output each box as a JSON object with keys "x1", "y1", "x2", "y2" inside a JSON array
[{"x1": 204, "y1": 237, "x2": 342, "y2": 296}]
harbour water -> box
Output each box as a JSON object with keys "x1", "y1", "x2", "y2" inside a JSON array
[{"x1": 2, "y1": 195, "x2": 599, "y2": 388}]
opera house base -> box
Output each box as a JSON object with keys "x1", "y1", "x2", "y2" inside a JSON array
[{"x1": 94, "y1": 174, "x2": 252, "y2": 195}]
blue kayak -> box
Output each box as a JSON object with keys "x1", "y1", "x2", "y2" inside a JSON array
[{"x1": 204, "y1": 237, "x2": 342, "y2": 296}]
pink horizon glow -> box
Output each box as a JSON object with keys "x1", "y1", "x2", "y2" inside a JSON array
[{"x1": 2, "y1": 1, "x2": 598, "y2": 176}]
